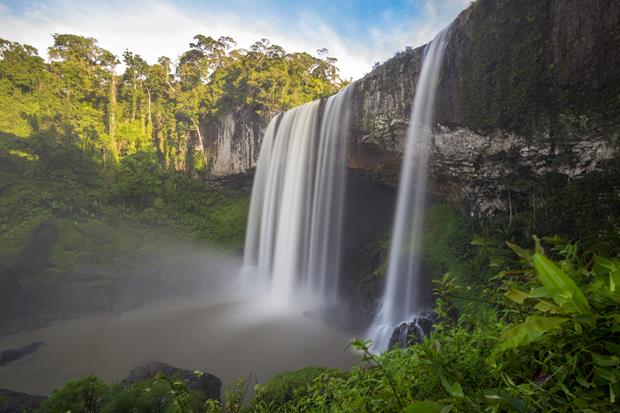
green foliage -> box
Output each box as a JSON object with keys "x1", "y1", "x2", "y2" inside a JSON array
[
  {"x1": 224, "y1": 377, "x2": 250, "y2": 413},
  {"x1": 36, "y1": 376, "x2": 108, "y2": 413},
  {"x1": 419, "y1": 203, "x2": 513, "y2": 323},
  {"x1": 270, "y1": 326, "x2": 499, "y2": 412},
  {"x1": 0, "y1": 130, "x2": 103, "y2": 260},
  {"x1": 1, "y1": 33, "x2": 343, "y2": 176},
  {"x1": 249, "y1": 367, "x2": 338, "y2": 411},
  {"x1": 0, "y1": 128, "x2": 249, "y2": 274},
  {"x1": 491, "y1": 240, "x2": 620, "y2": 410},
  {"x1": 498, "y1": 315, "x2": 568, "y2": 351},
  {"x1": 421, "y1": 203, "x2": 488, "y2": 284},
  {"x1": 36, "y1": 373, "x2": 215, "y2": 413},
  {"x1": 104, "y1": 376, "x2": 208, "y2": 413},
  {"x1": 404, "y1": 400, "x2": 447, "y2": 413},
  {"x1": 531, "y1": 252, "x2": 590, "y2": 315},
  {"x1": 526, "y1": 169, "x2": 620, "y2": 254},
  {"x1": 0, "y1": 32, "x2": 339, "y2": 260},
  {"x1": 113, "y1": 151, "x2": 164, "y2": 208}
]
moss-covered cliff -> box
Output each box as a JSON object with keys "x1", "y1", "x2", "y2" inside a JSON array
[
  {"x1": 447, "y1": 0, "x2": 620, "y2": 135},
  {"x1": 348, "y1": 0, "x2": 620, "y2": 217}
]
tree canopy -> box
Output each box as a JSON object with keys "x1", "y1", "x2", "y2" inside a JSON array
[{"x1": 0, "y1": 34, "x2": 346, "y2": 175}]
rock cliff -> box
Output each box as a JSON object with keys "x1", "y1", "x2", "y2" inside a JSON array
[
  {"x1": 202, "y1": 0, "x2": 620, "y2": 216},
  {"x1": 200, "y1": 108, "x2": 265, "y2": 177},
  {"x1": 348, "y1": 0, "x2": 620, "y2": 215}
]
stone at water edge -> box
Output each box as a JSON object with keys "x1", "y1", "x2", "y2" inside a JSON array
[
  {"x1": 0, "y1": 388, "x2": 46, "y2": 413},
  {"x1": 0, "y1": 342, "x2": 45, "y2": 367},
  {"x1": 122, "y1": 362, "x2": 222, "y2": 401},
  {"x1": 387, "y1": 314, "x2": 435, "y2": 350}
]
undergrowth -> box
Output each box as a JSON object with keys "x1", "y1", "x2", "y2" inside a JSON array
[{"x1": 0, "y1": 130, "x2": 249, "y2": 270}]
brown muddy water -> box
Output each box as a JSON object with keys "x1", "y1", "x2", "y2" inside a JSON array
[{"x1": 0, "y1": 294, "x2": 359, "y2": 396}]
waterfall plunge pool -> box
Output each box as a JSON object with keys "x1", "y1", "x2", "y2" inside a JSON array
[{"x1": 0, "y1": 292, "x2": 359, "y2": 396}]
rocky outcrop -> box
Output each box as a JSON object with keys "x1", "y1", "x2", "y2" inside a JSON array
[
  {"x1": 388, "y1": 315, "x2": 434, "y2": 350},
  {"x1": 428, "y1": 120, "x2": 617, "y2": 215},
  {"x1": 347, "y1": 0, "x2": 620, "y2": 215},
  {"x1": 0, "y1": 342, "x2": 45, "y2": 367},
  {"x1": 0, "y1": 388, "x2": 46, "y2": 413},
  {"x1": 122, "y1": 362, "x2": 221, "y2": 401},
  {"x1": 347, "y1": 47, "x2": 424, "y2": 184},
  {"x1": 204, "y1": 0, "x2": 620, "y2": 217},
  {"x1": 201, "y1": 108, "x2": 264, "y2": 177}
]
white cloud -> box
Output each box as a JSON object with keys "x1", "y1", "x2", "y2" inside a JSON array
[{"x1": 0, "y1": 0, "x2": 469, "y2": 79}]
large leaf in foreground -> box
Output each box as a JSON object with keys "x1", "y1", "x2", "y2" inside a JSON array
[
  {"x1": 499, "y1": 316, "x2": 569, "y2": 350},
  {"x1": 532, "y1": 253, "x2": 590, "y2": 314}
]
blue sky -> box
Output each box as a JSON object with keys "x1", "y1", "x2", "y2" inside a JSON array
[{"x1": 0, "y1": 0, "x2": 470, "y2": 79}]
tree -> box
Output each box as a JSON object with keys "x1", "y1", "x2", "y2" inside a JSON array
[
  {"x1": 0, "y1": 33, "x2": 344, "y2": 176},
  {"x1": 0, "y1": 39, "x2": 46, "y2": 93},
  {"x1": 48, "y1": 34, "x2": 119, "y2": 163}
]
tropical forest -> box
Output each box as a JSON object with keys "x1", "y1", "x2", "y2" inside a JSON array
[{"x1": 0, "y1": 0, "x2": 619, "y2": 412}]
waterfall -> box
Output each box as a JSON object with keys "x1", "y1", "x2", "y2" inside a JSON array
[
  {"x1": 243, "y1": 85, "x2": 353, "y2": 306},
  {"x1": 368, "y1": 27, "x2": 450, "y2": 351}
]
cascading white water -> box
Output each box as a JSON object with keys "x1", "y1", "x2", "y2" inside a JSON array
[
  {"x1": 368, "y1": 28, "x2": 450, "y2": 351},
  {"x1": 243, "y1": 85, "x2": 353, "y2": 306}
]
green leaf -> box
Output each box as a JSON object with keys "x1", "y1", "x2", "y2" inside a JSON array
[
  {"x1": 594, "y1": 367, "x2": 618, "y2": 384},
  {"x1": 506, "y1": 397, "x2": 529, "y2": 413},
  {"x1": 471, "y1": 237, "x2": 492, "y2": 246},
  {"x1": 576, "y1": 375, "x2": 591, "y2": 388},
  {"x1": 593, "y1": 256, "x2": 620, "y2": 293},
  {"x1": 499, "y1": 316, "x2": 569, "y2": 351},
  {"x1": 404, "y1": 401, "x2": 448, "y2": 413},
  {"x1": 605, "y1": 341, "x2": 620, "y2": 356},
  {"x1": 505, "y1": 287, "x2": 529, "y2": 304},
  {"x1": 437, "y1": 370, "x2": 464, "y2": 398},
  {"x1": 484, "y1": 393, "x2": 503, "y2": 401},
  {"x1": 532, "y1": 253, "x2": 590, "y2": 314},
  {"x1": 534, "y1": 300, "x2": 563, "y2": 314},
  {"x1": 490, "y1": 257, "x2": 505, "y2": 268},
  {"x1": 506, "y1": 242, "x2": 531, "y2": 261},
  {"x1": 593, "y1": 354, "x2": 620, "y2": 367},
  {"x1": 528, "y1": 287, "x2": 550, "y2": 299},
  {"x1": 532, "y1": 235, "x2": 544, "y2": 254}
]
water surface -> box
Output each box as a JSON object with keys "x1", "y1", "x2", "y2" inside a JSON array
[{"x1": 0, "y1": 293, "x2": 358, "y2": 395}]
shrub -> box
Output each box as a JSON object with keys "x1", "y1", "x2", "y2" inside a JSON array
[
  {"x1": 249, "y1": 367, "x2": 340, "y2": 411},
  {"x1": 36, "y1": 376, "x2": 108, "y2": 413}
]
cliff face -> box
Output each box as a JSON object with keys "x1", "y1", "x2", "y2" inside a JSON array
[
  {"x1": 202, "y1": 0, "x2": 620, "y2": 215},
  {"x1": 348, "y1": 0, "x2": 620, "y2": 215},
  {"x1": 200, "y1": 108, "x2": 264, "y2": 177}
]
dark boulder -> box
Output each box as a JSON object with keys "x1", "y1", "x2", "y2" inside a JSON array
[
  {"x1": 0, "y1": 342, "x2": 45, "y2": 367},
  {"x1": 388, "y1": 314, "x2": 435, "y2": 350},
  {"x1": 122, "y1": 362, "x2": 221, "y2": 401},
  {"x1": 0, "y1": 388, "x2": 46, "y2": 413}
]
